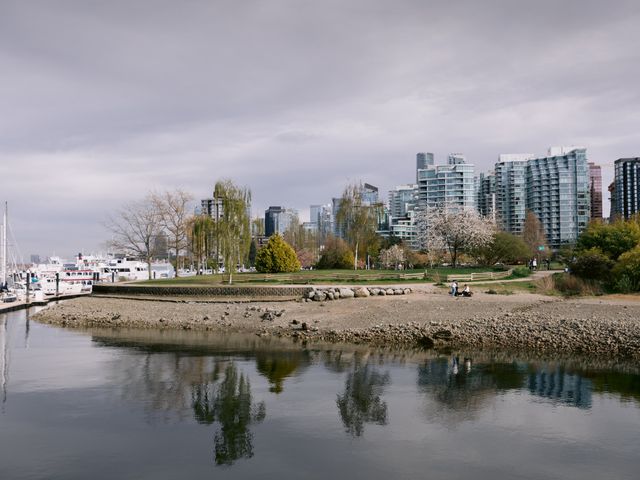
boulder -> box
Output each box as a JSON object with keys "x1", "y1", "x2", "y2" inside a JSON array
[
  {"x1": 370, "y1": 288, "x2": 380, "y2": 296},
  {"x1": 334, "y1": 290, "x2": 341, "y2": 299},
  {"x1": 354, "y1": 287, "x2": 370, "y2": 298},
  {"x1": 385, "y1": 288, "x2": 395, "y2": 295},
  {"x1": 379, "y1": 289, "x2": 386, "y2": 295},
  {"x1": 339, "y1": 288, "x2": 355, "y2": 299},
  {"x1": 394, "y1": 289, "x2": 403, "y2": 295},
  {"x1": 326, "y1": 291, "x2": 334, "y2": 300},
  {"x1": 403, "y1": 288, "x2": 411, "y2": 295},
  {"x1": 313, "y1": 292, "x2": 327, "y2": 302}
]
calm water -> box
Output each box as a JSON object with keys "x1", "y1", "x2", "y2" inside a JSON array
[{"x1": 1, "y1": 308, "x2": 639, "y2": 480}]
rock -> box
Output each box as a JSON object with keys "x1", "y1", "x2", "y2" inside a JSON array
[
  {"x1": 291, "y1": 319, "x2": 299, "y2": 325},
  {"x1": 334, "y1": 290, "x2": 340, "y2": 299},
  {"x1": 354, "y1": 287, "x2": 370, "y2": 298},
  {"x1": 403, "y1": 288, "x2": 411, "y2": 295},
  {"x1": 301, "y1": 322, "x2": 308, "y2": 331},
  {"x1": 394, "y1": 289, "x2": 403, "y2": 295},
  {"x1": 313, "y1": 292, "x2": 327, "y2": 302},
  {"x1": 379, "y1": 289, "x2": 386, "y2": 295},
  {"x1": 307, "y1": 291, "x2": 316, "y2": 299},
  {"x1": 327, "y1": 291, "x2": 335, "y2": 300},
  {"x1": 417, "y1": 335, "x2": 435, "y2": 348},
  {"x1": 386, "y1": 289, "x2": 394, "y2": 295},
  {"x1": 433, "y1": 329, "x2": 453, "y2": 340},
  {"x1": 370, "y1": 288, "x2": 380, "y2": 296},
  {"x1": 339, "y1": 288, "x2": 355, "y2": 299}
]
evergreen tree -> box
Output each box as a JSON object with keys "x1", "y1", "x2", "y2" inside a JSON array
[{"x1": 255, "y1": 235, "x2": 301, "y2": 273}]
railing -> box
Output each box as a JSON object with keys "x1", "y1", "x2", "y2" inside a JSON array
[
  {"x1": 445, "y1": 269, "x2": 513, "y2": 282},
  {"x1": 252, "y1": 271, "x2": 428, "y2": 283}
]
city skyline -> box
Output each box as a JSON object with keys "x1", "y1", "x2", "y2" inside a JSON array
[{"x1": 1, "y1": 0, "x2": 637, "y2": 256}]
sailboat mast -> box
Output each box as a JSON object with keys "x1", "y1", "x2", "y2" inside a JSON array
[{"x1": 1, "y1": 202, "x2": 6, "y2": 286}]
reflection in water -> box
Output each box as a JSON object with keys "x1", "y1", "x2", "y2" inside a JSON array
[
  {"x1": 192, "y1": 363, "x2": 266, "y2": 466},
  {"x1": 418, "y1": 357, "x2": 528, "y2": 422},
  {"x1": 527, "y1": 366, "x2": 592, "y2": 408},
  {"x1": 337, "y1": 364, "x2": 390, "y2": 437},
  {"x1": 255, "y1": 350, "x2": 310, "y2": 393}
]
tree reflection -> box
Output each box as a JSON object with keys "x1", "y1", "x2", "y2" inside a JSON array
[
  {"x1": 255, "y1": 350, "x2": 310, "y2": 393},
  {"x1": 336, "y1": 364, "x2": 390, "y2": 437},
  {"x1": 191, "y1": 363, "x2": 266, "y2": 466}
]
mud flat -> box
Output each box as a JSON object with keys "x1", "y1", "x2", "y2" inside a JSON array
[{"x1": 32, "y1": 289, "x2": 640, "y2": 361}]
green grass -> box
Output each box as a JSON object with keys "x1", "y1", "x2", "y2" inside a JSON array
[{"x1": 140, "y1": 266, "x2": 500, "y2": 286}]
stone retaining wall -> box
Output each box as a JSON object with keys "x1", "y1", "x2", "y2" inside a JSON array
[{"x1": 93, "y1": 284, "x2": 314, "y2": 298}]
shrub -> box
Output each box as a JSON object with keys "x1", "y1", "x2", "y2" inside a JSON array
[
  {"x1": 511, "y1": 266, "x2": 530, "y2": 278},
  {"x1": 317, "y1": 236, "x2": 355, "y2": 269},
  {"x1": 569, "y1": 247, "x2": 614, "y2": 282},
  {"x1": 611, "y1": 246, "x2": 640, "y2": 292},
  {"x1": 576, "y1": 219, "x2": 640, "y2": 260},
  {"x1": 546, "y1": 273, "x2": 603, "y2": 296},
  {"x1": 255, "y1": 235, "x2": 301, "y2": 273}
]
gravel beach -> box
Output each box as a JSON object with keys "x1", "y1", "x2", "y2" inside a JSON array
[{"x1": 32, "y1": 285, "x2": 640, "y2": 360}]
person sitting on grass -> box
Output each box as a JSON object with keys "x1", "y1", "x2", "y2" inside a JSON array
[{"x1": 461, "y1": 284, "x2": 472, "y2": 297}]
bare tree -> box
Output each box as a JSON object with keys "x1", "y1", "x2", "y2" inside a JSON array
[
  {"x1": 336, "y1": 182, "x2": 382, "y2": 269},
  {"x1": 105, "y1": 195, "x2": 163, "y2": 279},
  {"x1": 417, "y1": 207, "x2": 494, "y2": 267},
  {"x1": 523, "y1": 210, "x2": 550, "y2": 260},
  {"x1": 151, "y1": 189, "x2": 193, "y2": 276}
]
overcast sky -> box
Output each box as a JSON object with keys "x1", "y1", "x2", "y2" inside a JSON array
[{"x1": 1, "y1": 0, "x2": 639, "y2": 259}]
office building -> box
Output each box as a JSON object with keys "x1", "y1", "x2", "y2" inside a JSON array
[
  {"x1": 388, "y1": 184, "x2": 418, "y2": 218},
  {"x1": 588, "y1": 163, "x2": 603, "y2": 220},
  {"x1": 613, "y1": 158, "x2": 640, "y2": 220},
  {"x1": 416, "y1": 152, "x2": 434, "y2": 181},
  {"x1": 526, "y1": 147, "x2": 590, "y2": 248}
]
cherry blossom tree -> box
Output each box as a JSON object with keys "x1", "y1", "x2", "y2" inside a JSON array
[{"x1": 417, "y1": 207, "x2": 495, "y2": 267}]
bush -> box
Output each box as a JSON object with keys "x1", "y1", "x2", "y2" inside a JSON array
[
  {"x1": 576, "y1": 219, "x2": 640, "y2": 260},
  {"x1": 545, "y1": 273, "x2": 603, "y2": 296},
  {"x1": 611, "y1": 246, "x2": 640, "y2": 292},
  {"x1": 317, "y1": 236, "x2": 355, "y2": 269},
  {"x1": 255, "y1": 235, "x2": 301, "y2": 273},
  {"x1": 511, "y1": 266, "x2": 530, "y2": 278},
  {"x1": 569, "y1": 247, "x2": 614, "y2": 282}
]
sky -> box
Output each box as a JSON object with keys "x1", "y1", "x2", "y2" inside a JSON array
[{"x1": 1, "y1": 0, "x2": 639, "y2": 259}]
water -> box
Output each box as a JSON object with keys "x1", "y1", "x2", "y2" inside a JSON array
[{"x1": 1, "y1": 308, "x2": 639, "y2": 480}]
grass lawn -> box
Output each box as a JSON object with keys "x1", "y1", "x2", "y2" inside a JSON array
[
  {"x1": 141, "y1": 266, "x2": 508, "y2": 286},
  {"x1": 471, "y1": 280, "x2": 543, "y2": 295}
]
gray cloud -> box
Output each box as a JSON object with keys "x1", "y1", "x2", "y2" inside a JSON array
[{"x1": 0, "y1": 0, "x2": 638, "y2": 257}]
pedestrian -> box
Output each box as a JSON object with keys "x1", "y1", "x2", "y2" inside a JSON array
[
  {"x1": 532, "y1": 258, "x2": 537, "y2": 270},
  {"x1": 450, "y1": 280, "x2": 458, "y2": 297}
]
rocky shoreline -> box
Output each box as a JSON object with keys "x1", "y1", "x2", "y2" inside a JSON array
[{"x1": 32, "y1": 289, "x2": 640, "y2": 361}]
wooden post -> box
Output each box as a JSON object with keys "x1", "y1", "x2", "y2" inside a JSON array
[{"x1": 55, "y1": 272, "x2": 59, "y2": 297}]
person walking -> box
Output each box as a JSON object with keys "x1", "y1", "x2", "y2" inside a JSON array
[{"x1": 450, "y1": 280, "x2": 458, "y2": 297}]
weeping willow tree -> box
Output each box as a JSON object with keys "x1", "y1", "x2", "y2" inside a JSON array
[
  {"x1": 213, "y1": 179, "x2": 252, "y2": 284},
  {"x1": 188, "y1": 214, "x2": 215, "y2": 273}
]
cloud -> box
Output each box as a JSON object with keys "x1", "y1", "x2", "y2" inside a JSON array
[{"x1": 0, "y1": 0, "x2": 638, "y2": 256}]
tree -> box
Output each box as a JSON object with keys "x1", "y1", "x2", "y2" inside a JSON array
[
  {"x1": 295, "y1": 248, "x2": 316, "y2": 269},
  {"x1": 255, "y1": 235, "x2": 301, "y2": 273},
  {"x1": 379, "y1": 244, "x2": 405, "y2": 270},
  {"x1": 151, "y1": 189, "x2": 193, "y2": 276},
  {"x1": 105, "y1": 195, "x2": 163, "y2": 279},
  {"x1": 472, "y1": 231, "x2": 530, "y2": 266},
  {"x1": 213, "y1": 180, "x2": 252, "y2": 284},
  {"x1": 248, "y1": 240, "x2": 258, "y2": 267},
  {"x1": 335, "y1": 182, "x2": 383, "y2": 269},
  {"x1": 417, "y1": 208, "x2": 494, "y2": 267},
  {"x1": 523, "y1": 210, "x2": 550, "y2": 259},
  {"x1": 576, "y1": 217, "x2": 640, "y2": 260},
  {"x1": 188, "y1": 214, "x2": 215, "y2": 273},
  {"x1": 317, "y1": 236, "x2": 355, "y2": 269}
]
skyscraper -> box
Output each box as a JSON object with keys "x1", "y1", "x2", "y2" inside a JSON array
[
  {"x1": 613, "y1": 158, "x2": 640, "y2": 220},
  {"x1": 264, "y1": 206, "x2": 285, "y2": 237},
  {"x1": 475, "y1": 172, "x2": 496, "y2": 221},
  {"x1": 526, "y1": 147, "x2": 590, "y2": 248},
  {"x1": 416, "y1": 152, "x2": 434, "y2": 182},
  {"x1": 418, "y1": 154, "x2": 475, "y2": 211},
  {"x1": 588, "y1": 163, "x2": 603, "y2": 219},
  {"x1": 388, "y1": 184, "x2": 418, "y2": 218},
  {"x1": 494, "y1": 155, "x2": 532, "y2": 235}
]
